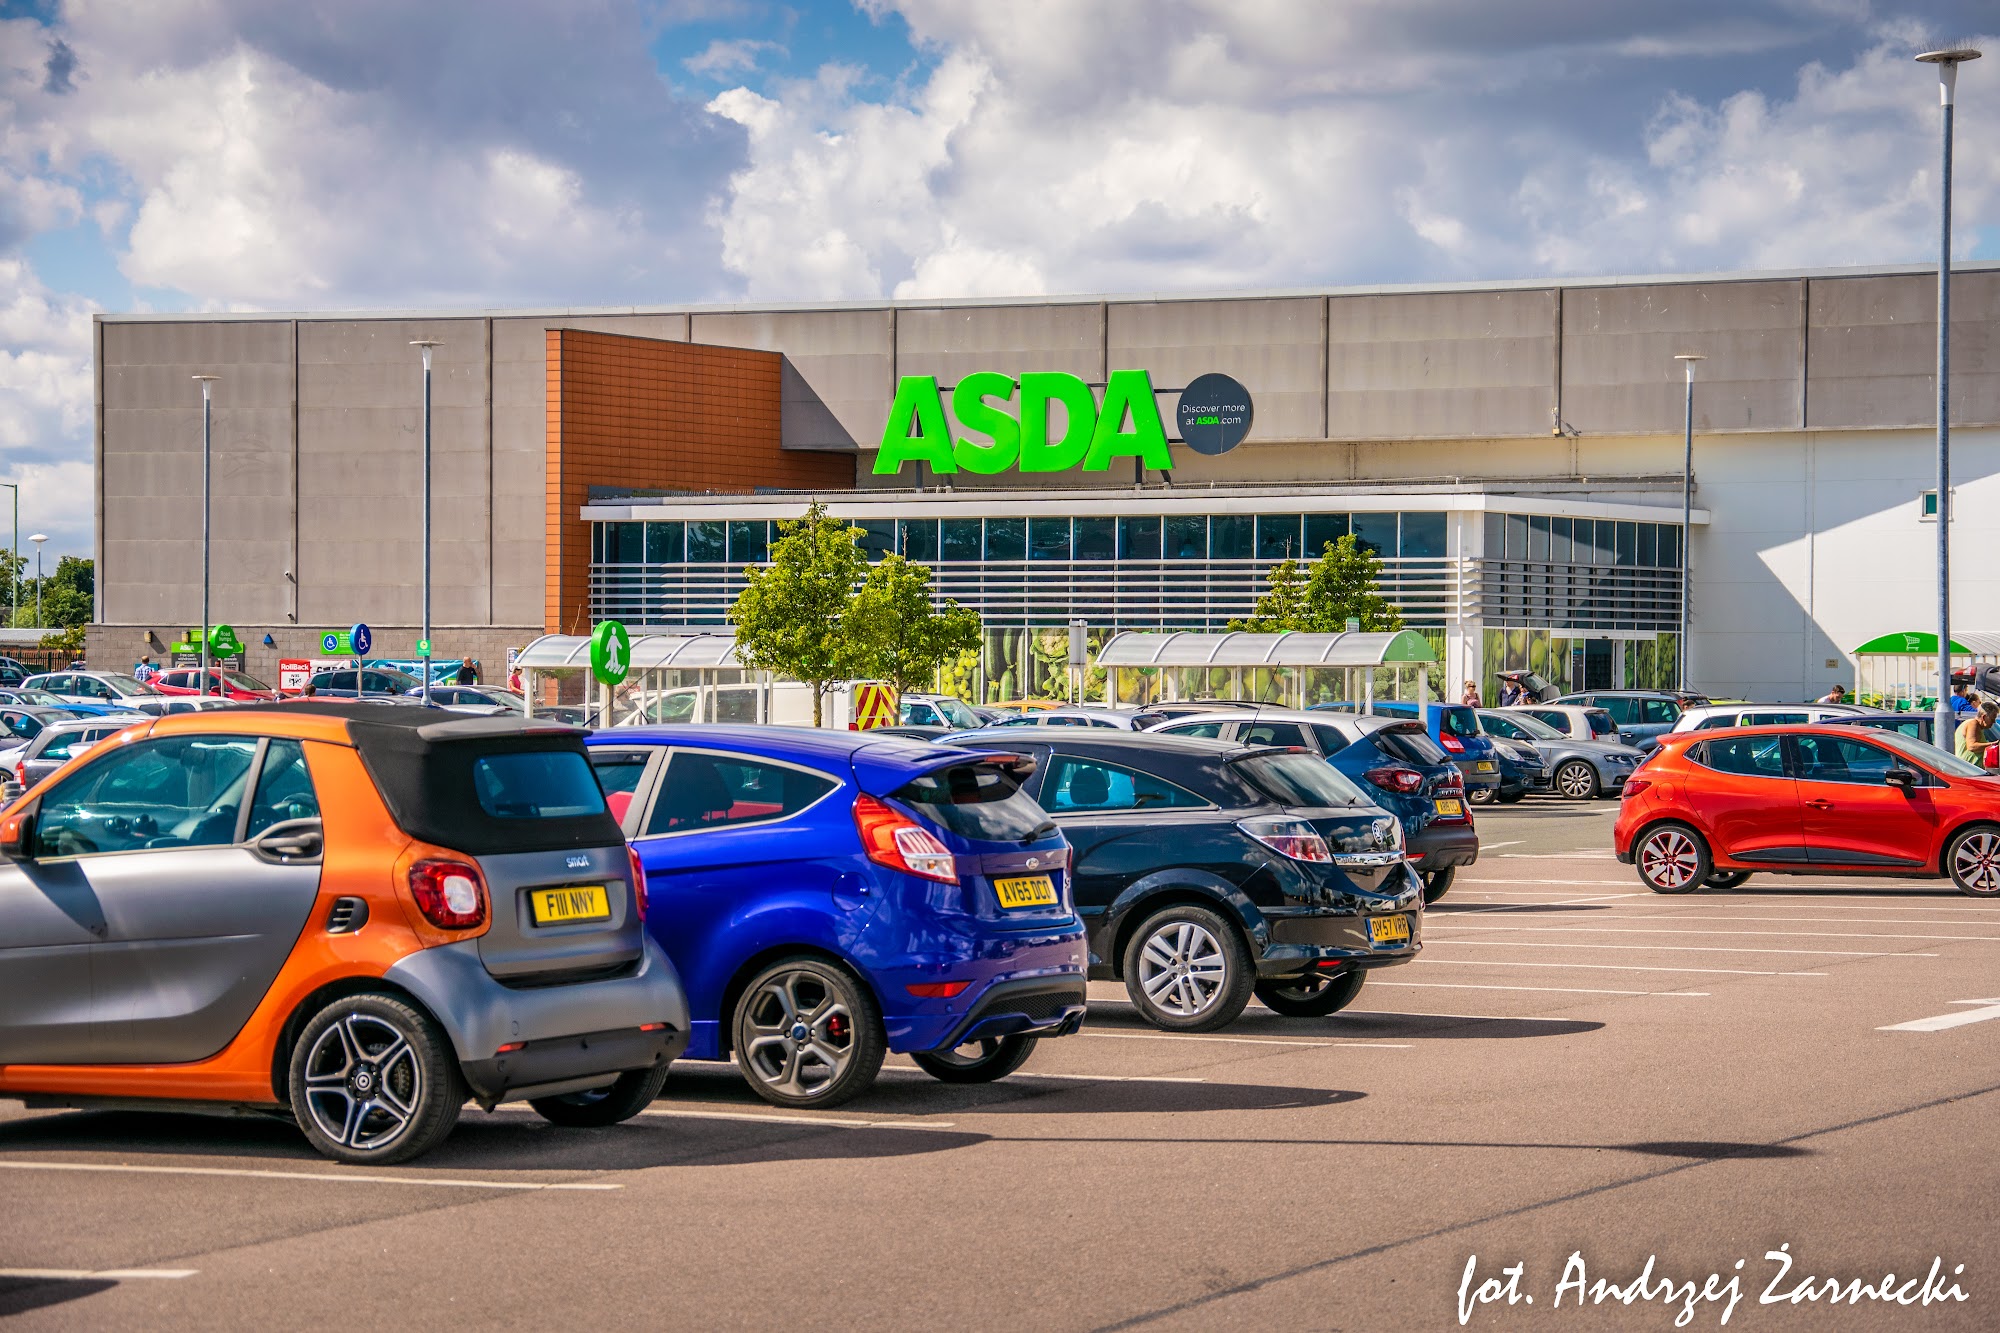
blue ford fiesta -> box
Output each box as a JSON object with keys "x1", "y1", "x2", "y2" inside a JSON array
[{"x1": 584, "y1": 726, "x2": 1087, "y2": 1108}]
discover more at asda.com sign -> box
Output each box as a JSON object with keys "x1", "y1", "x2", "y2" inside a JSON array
[{"x1": 872, "y1": 369, "x2": 1251, "y2": 476}]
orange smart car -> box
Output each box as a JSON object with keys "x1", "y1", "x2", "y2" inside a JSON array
[{"x1": 0, "y1": 702, "x2": 689, "y2": 1164}]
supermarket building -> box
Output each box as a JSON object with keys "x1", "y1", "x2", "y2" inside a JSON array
[{"x1": 90, "y1": 261, "x2": 2000, "y2": 701}]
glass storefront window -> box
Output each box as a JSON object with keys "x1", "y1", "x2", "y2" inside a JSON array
[
  {"x1": 1527, "y1": 514, "x2": 1550, "y2": 562},
  {"x1": 646, "y1": 521, "x2": 684, "y2": 563},
  {"x1": 1400, "y1": 512, "x2": 1446, "y2": 558},
  {"x1": 609, "y1": 522, "x2": 644, "y2": 563},
  {"x1": 1211, "y1": 515, "x2": 1253, "y2": 560},
  {"x1": 727, "y1": 520, "x2": 767, "y2": 564},
  {"x1": 901, "y1": 519, "x2": 939, "y2": 562},
  {"x1": 1505, "y1": 513, "x2": 1529, "y2": 561},
  {"x1": 1484, "y1": 513, "x2": 1505, "y2": 561},
  {"x1": 687, "y1": 520, "x2": 726, "y2": 563},
  {"x1": 856, "y1": 519, "x2": 895, "y2": 560},
  {"x1": 1615, "y1": 521, "x2": 1637, "y2": 567},
  {"x1": 1570, "y1": 518, "x2": 1593, "y2": 564},
  {"x1": 1119, "y1": 516, "x2": 1161, "y2": 559},
  {"x1": 1304, "y1": 513, "x2": 1348, "y2": 557},
  {"x1": 1075, "y1": 517, "x2": 1115, "y2": 560},
  {"x1": 1659, "y1": 524, "x2": 1682, "y2": 569},
  {"x1": 941, "y1": 519, "x2": 982, "y2": 561},
  {"x1": 1548, "y1": 516, "x2": 1571, "y2": 564},
  {"x1": 1029, "y1": 517, "x2": 1072, "y2": 560},
  {"x1": 1352, "y1": 512, "x2": 1396, "y2": 558},
  {"x1": 985, "y1": 517, "x2": 1026, "y2": 561},
  {"x1": 1166, "y1": 515, "x2": 1207, "y2": 560},
  {"x1": 1638, "y1": 523, "x2": 1658, "y2": 567},
  {"x1": 1257, "y1": 514, "x2": 1302, "y2": 561}
]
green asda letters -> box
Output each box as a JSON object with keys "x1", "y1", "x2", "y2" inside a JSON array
[{"x1": 874, "y1": 370, "x2": 1175, "y2": 476}]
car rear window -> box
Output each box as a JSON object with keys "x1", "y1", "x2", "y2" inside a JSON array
[
  {"x1": 1585, "y1": 710, "x2": 1619, "y2": 737},
  {"x1": 473, "y1": 751, "x2": 607, "y2": 819},
  {"x1": 1373, "y1": 724, "x2": 1450, "y2": 766},
  {"x1": 1234, "y1": 752, "x2": 1367, "y2": 807},
  {"x1": 354, "y1": 726, "x2": 623, "y2": 855},
  {"x1": 1438, "y1": 707, "x2": 1480, "y2": 738},
  {"x1": 895, "y1": 762, "x2": 1052, "y2": 842}
]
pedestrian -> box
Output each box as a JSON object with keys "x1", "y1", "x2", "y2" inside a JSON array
[
  {"x1": 1951, "y1": 681, "x2": 1978, "y2": 715},
  {"x1": 455, "y1": 656, "x2": 478, "y2": 685},
  {"x1": 299, "y1": 683, "x2": 316, "y2": 699},
  {"x1": 1816, "y1": 683, "x2": 1847, "y2": 705},
  {"x1": 1461, "y1": 680, "x2": 1482, "y2": 707},
  {"x1": 1955, "y1": 701, "x2": 1999, "y2": 766},
  {"x1": 132, "y1": 654, "x2": 157, "y2": 683},
  {"x1": 1498, "y1": 678, "x2": 1523, "y2": 707}
]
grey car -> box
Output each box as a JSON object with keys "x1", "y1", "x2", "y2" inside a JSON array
[
  {"x1": 1476, "y1": 708, "x2": 1646, "y2": 800},
  {"x1": 411, "y1": 684, "x2": 528, "y2": 715},
  {"x1": 11, "y1": 716, "x2": 146, "y2": 792}
]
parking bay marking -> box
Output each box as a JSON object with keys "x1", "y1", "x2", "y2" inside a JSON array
[
  {"x1": 1372, "y1": 981, "x2": 1708, "y2": 997},
  {"x1": 1418, "y1": 937, "x2": 1933, "y2": 958},
  {"x1": 0, "y1": 1160, "x2": 621, "y2": 1191},
  {"x1": 0, "y1": 1268, "x2": 196, "y2": 1281},
  {"x1": 1619, "y1": 911, "x2": 2000, "y2": 932},
  {"x1": 1075, "y1": 1031, "x2": 1411, "y2": 1050},
  {"x1": 638, "y1": 1108, "x2": 960, "y2": 1131},
  {"x1": 1878, "y1": 999, "x2": 2000, "y2": 1032},
  {"x1": 1414, "y1": 958, "x2": 1825, "y2": 977},
  {"x1": 879, "y1": 1067, "x2": 1208, "y2": 1084},
  {"x1": 1427, "y1": 923, "x2": 1977, "y2": 945}
]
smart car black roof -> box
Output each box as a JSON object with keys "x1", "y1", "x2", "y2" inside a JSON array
[{"x1": 229, "y1": 699, "x2": 583, "y2": 745}]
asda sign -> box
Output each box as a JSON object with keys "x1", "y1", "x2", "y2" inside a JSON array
[{"x1": 873, "y1": 369, "x2": 1251, "y2": 476}]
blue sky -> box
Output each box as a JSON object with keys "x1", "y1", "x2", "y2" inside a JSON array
[{"x1": 0, "y1": 0, "x2": 1995, "y2": 562}]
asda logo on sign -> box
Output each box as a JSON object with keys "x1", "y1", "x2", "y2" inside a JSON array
[{"x1": 874, "y1": 370, "x2": 1174, "y2": 476}]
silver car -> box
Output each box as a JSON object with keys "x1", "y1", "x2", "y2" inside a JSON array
[
  {"x1": 11, "y1": 716, "x2": 146, "y2": 792},
  {"x1": 1477, "y1": 708, "x2": 1645, "y2": 800},
  {"x1": 22, "y1": 671, "x2": 172, "y2": 716}
]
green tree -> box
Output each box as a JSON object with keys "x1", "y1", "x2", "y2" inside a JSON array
[
  {"x1": 729, "y1": 502, "x2": 872, "y2": 727},
  {"x1": 1230, "y1": 536, "x2": 1402, "y2": 633},
  {"x1": 40, "y1": 622, "x2": 85, "y2": 657},
  {"x1": 848, "y1": 555, "x2": 983, "y2": 696}
]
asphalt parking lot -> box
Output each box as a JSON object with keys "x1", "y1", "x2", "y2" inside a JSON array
[{"x1": 4, "y1": 797, "x2": 1996, "y2": 1330}]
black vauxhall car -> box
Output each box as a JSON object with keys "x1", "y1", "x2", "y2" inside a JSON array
[{"x1": 941, "y1": 729, "x2": 1422, "y2": 1031}]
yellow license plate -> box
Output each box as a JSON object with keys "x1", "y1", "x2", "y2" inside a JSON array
[
  {"x1": 993, "y1": 875, "x2": 1058, "y2": 909},
  {"x1": 1369, "y1": 914, "x2": 1412, "y2": 945},
  {"x1": 1475, "y1": 761, "x2": 1495, "y2": 771},
  {"x1": 531, "y1": 884, "x2": 611, "y2": 925},
  {"x1": 1434, "y1": 798, "x2": 1464, "y2": 817}
]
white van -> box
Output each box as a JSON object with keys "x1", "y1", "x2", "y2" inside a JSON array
[{"x1": 604, "y1": 679, "x2": 887, "y2": 729}]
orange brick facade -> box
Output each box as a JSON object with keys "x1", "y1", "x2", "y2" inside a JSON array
[{"x1": 544, "y1": 329, "x2": 854, "y2": 633}]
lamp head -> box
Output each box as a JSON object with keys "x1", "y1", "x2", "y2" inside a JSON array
[
  {"x1": 1917, "y1": 47, "x2": 1981, "y2": 103},
  {"x1": 410, "y1": 339, "x2": 440, "y2": 372},
  {"x1": 28, "y1": 533, "x2": 46, "y2": 546}
]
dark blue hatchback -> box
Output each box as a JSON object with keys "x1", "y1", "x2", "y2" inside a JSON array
[{"x1": 585, "y1": 726, "x2": 1086, "y2": 1108}]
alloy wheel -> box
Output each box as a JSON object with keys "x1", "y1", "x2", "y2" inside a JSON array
[
  {"x1": 1951, "y1": 831, "x2": 2000, "y2": 895},
  {"x1": 300, "y1": 1012, "x2": 423, "y2": 1152},
  {"x1": 740, "y1": 969, "x2": 856, "y2": 1100},
  {"x1": 1136, "y1": 920, "x2": 1227, "y2": 1017},
  {"x1": 1556, "y1": 761, "x2": 1597, "y2": 799},
  {"x1": 1639, "y1": 829, "x2": 1700, "y2": 891}
]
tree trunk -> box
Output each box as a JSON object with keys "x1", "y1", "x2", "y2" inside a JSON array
[{"x1": 813, "y1": 682, "x2": 824, "y2": 728}]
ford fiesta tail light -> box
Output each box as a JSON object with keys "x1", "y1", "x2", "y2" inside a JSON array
[
  {"x1": 853, "y1": 794, "x2": 958, "y2": 884},
  {"x1": 1237, "y1": 817, "x2": 1332, "y2": 862},
  {"x1": 1365, "y1": 767, "x2": 1425, "y2": 794},
  {"x1": 408, "y1": 858, "x2": 488, "y2": 930},
  {"x1": 627, "y1": 844, "x2": 649, "y2": 922}
]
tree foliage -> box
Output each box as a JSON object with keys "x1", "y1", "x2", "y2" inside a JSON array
[
  {"x1": 848, "y1": 555, "x2": 982, "y2": 695},
  {"x1": 729, "y1": 502, "x2": 872, "y2": 726},
  {"x1": 7, "y1": 554, "x2": 92, "y2": 630},
  {"x1": 1228, "y1": 535, "x2": 1402, "y2": 633}
]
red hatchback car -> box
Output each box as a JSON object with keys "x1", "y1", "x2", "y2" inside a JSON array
[
  {"x1": 153, "y1": 667, "x2": 280, "y2": 702},
  {"x1": 1615, "y1": 725, "x2": 2000, "y2": 897}
]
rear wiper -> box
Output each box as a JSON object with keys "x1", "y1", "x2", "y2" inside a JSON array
[{"x1": 1021, "y1": 820, "x2": 1057, "y2": 843}]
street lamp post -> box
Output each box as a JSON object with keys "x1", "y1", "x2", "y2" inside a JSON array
[
  {"x1": 192, "y1": 375, "x2": 219, "y2": 691},
  {"x1": 29, "y1": 534, "x2": 47, "y2": 627},
  {"x1": 1674, "y1": 354, "x2": 1705, "y2": 693},
  {"x1": 1917, "y1": 45, "x2": 1980, "y2": 741},
  {"x1": 410, "y1": 341, "x2": 440, "y2": 708}
]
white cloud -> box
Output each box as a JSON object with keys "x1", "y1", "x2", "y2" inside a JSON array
[{"x1": 684, "y1": 37, "x2": 785, "y2": 78}]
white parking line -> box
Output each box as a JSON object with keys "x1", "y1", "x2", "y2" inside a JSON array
[
  {"x1": 0, "y1": 1161, "x2": 620, "y2": 1191},
  {"x1": 1341, "y1": 1009, "x2": 1589, "y2": 1022},
  {"x1": 1371, "y1": 981, "x2": 1708, "y2": 997},
  {"x1": 1413, "y1": 958, "x2": 1826, "y2": 977},
  {"x1": 879, "y1": 1067, "x2": 1208, "y2": 1085},
  {"x1": 1623, "y1": 912, "x2": 2000, "y2": 930},
  {"x1": 1418, "y1": 938, "x2": 1931, "y2": 958},
  {"x1": 0, "y1": 1268, "x2": 197, "y2": 1281},
  {"x1": 1459, "y1": 880, "x2": 1637, "y2": 888},
  {"x1": 638, "y1": 1108, "x2": 959, "y2": 1131},
  {"x1": 1878, "y1": 999, "x2": 2000, "y2": 1033},
  {"x1": 1074, "y1": 1031, "x2": 1411, "y2": 1050},
  {"x1": 1429, "y1": 923, "x2": 1996, "y2": 944}
]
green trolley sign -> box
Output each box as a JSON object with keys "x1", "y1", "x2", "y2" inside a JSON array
[{"x1": 590, "y1": 620, "x2": 631, "y2": 686}]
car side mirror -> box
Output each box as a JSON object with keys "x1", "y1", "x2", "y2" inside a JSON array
[
  {"x1": 1884, "y1": 767, "x2": 1918, "y2": 789},
  {"x1": 0, "y1": 802, "x2": 36, "y2": 860}
]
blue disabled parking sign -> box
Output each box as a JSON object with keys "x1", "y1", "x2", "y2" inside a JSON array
[
  {"x1": 350, "y1": 622, "x2": 372, "y2": 656},
  {"x1": 320, "y1": 631, "x2": 340, "y2": 654}
]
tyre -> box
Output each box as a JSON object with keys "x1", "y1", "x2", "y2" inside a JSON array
[
  {"x1": 1122, "y1": 903, "x2": 1255, "y2": 1032},
  {"x1": 1254, "y1": 968, "x2": 1366, "y2": 1017},
  {"x1": 1553, "y1": 760, "x2": 1600, "y2": 800},
  {"x1": 289, "y1": 992, "x2": 465, "y2": 1165},
  {"x1": 528, "y1": 1064, "x2": 671, "y2": 1127},
  {"x1": 1468, "y1": 786, "x2": 1496, "y2": 806},
  {"x1": 1704, "y1": 869, "x2": 1752, "y2": 890},
  {"x1": 1944, "y1": 825, "x2": 2000, "y2": 896},
  {"x1": 1635, "y1": 823, "x2": 1710, "y2": 894},
  {"x1": 1497, "y1": 789, "x2": 1526, "y2": 805},
  {"x1": 732, "y1": 957, "x2": 886, "y2": 1109},
  {"x1": 1421, "y1": 866, "x2": 1455, "y2": 904},
  {"x1": 910, "y1": 1034, "x2": 1038, "y2": 1084}
]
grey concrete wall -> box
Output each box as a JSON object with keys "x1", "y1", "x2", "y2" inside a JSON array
[
  {"x1": 100, "y1": 320, "x2": 296, "y2": 628},
  {"x1": 1112, "y1": 298, "x2": 1323, "y2": 441},
  {"x1": 692, "y1": 309, "x2": 893, "y2": 451},
  {"x1": 1808, "y1": 271, "x2": 2000, "y2": 429},
  {"x1": 85, "y1": 621, "x2": 538, "y2": 689},
  {"x1": 1562, "y1": 280, "x2": 1803, "y2": 435},
  {"x1": 1326, "y1": 289, "x2": 1555, "y2": 440}
]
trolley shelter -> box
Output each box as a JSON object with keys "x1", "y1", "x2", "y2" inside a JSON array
[
  {"x1": 1852, "y1": 631, "x2": 2000, "y2": 711},
  {"x1": 1095, "y1": 630, "x2": 1439, "y2": 711}
]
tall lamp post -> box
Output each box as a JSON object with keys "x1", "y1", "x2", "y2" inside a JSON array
[
  {"x1": 1917, "y1": 45, "x2": 1980, "y2": 740},
  {"x1": 1674, "y1": 354, "x2": 1705, "y2": 693},
  {"x1": 192, "y1": 375, "x2": 219, "y2": 690},
  {"x1": 0, "y1": 481, "x2": 17, "y2": 626},
  {"x1": 410, "y1": 341, "x2": 439, "y2": 708},
  {"x1": 29, "y1": 533, "x2": 47, "y2": 627}
]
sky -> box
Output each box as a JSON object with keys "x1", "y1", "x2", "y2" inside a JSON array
[{"x1": 0, "y1": 0, "x2": 1995, "y2": 563}]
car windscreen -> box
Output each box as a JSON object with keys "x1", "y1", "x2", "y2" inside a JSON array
[
  {"x1": 1372, "y1": 724, "x2": 1451, "y2": 767},
  {"x1": 1494, "y1": 710, "x2": 1564, "y2": 740},
  {"x1": 102, "y1": 675, "x2": 160, "y2": 696},
  {"x1": 353, "y1": 726, "x2": 623, "y2": 854},
  {"x1": 223, "y1": 670, "x2": 274, "y2": 693},
  {"x1": 1871, "y1": 727, "x2": 1986, "y2": 776},
  {"x1": 934, "y1": 697, "x2": 983, "y2": 729},
  {"x1": 1234, "y1": 751, "x2": 1368, "y2": 807},
  {"x1": 1585, "y1": 710, "x2": 1619, "y2": 737},
  {"x1": 894, "y1": 762, "x2": 1053, "y2": 842}
]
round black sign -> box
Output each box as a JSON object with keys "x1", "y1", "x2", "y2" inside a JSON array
[{"x1": 1175, "y1": 373, "x2": 1253, "y2": 456}]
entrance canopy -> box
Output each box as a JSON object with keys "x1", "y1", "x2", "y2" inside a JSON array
[
  {"x1": 1096, "y1": 630, "x2": 1439, "y2": 711},
  {"x1": 1097, "y1": 629, "x2": 1436, "y2": 668}
]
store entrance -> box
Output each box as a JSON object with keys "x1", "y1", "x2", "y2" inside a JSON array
[{"x1": 1580, "y1": 638, "x2": 1616, "y2": 690}]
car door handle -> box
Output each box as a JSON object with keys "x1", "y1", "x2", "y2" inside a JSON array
[
  {"x1": 1805, "y1": 798, "x2": 1834, "y2": 811},
  {"x1": 254, "y1": 818, "x2": 324, "y2": 862}
]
